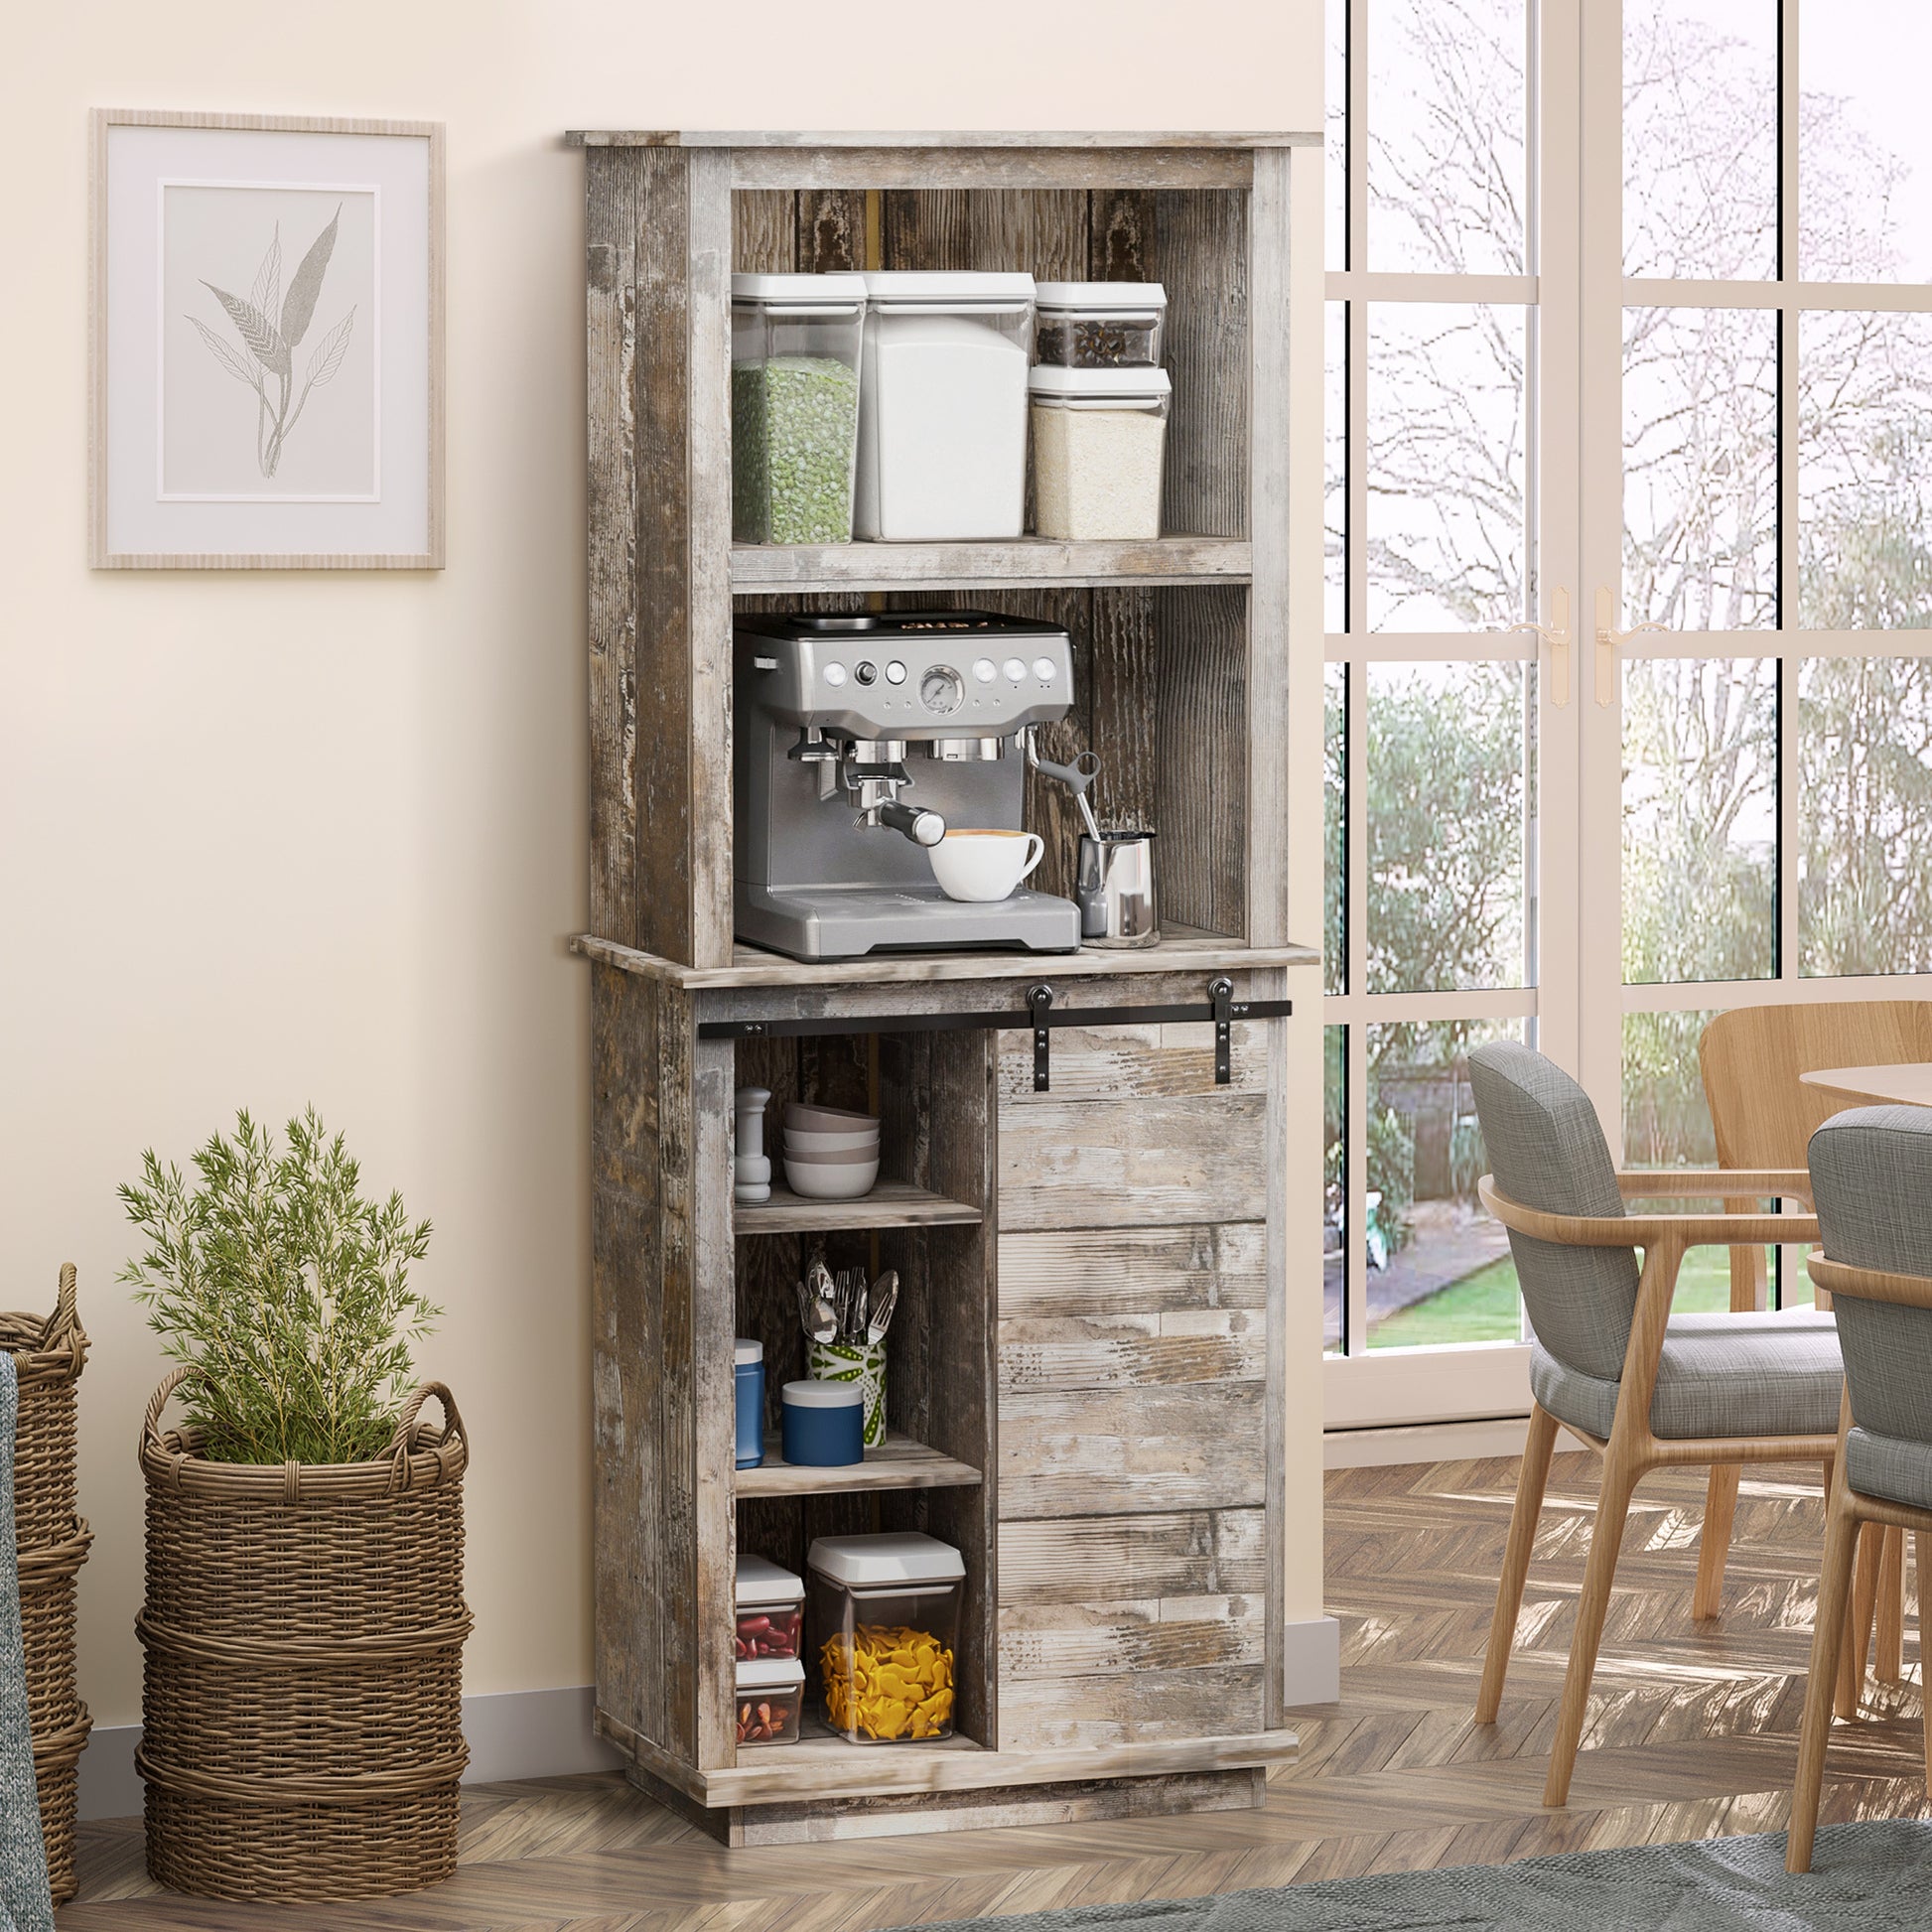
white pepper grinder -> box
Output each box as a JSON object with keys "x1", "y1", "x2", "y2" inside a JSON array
[{"x1": 734, "y1": 1087, "x2": 772, "y2": 1204}]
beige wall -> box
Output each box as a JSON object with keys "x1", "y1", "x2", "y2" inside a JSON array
[{"x1": 3, "y1": 1, "x2": 1324, "y2": 1736}]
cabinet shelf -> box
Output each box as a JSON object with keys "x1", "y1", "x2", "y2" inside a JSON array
[
  {"x1": 729, "y1": 535, "x2": 1252, "y2": 595},
  {"x1": 734, "y1": 1179, "x2": 983, "y2": 1235},
  {"x1": 737, "y1": 1430, "x2": 983, "y2": 1498}
]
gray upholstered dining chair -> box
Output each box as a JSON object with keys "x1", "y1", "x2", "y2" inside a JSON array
[
  {"x1": 1467, "y1": 1040, "x2": 1844, "y2": 1807},
  {"x1": 1788, "y1": 1105, "x2": 1932, "y2": 1873}
]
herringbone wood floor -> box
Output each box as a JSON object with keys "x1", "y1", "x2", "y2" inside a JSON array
[{"x1": 55, "y1": 1452, "x2": 1931, "y2": 1929}]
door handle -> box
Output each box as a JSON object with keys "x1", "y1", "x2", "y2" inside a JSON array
[
  {"x1": 1501, "y1": 586, "x2": 1572, "y2": 707},
  {"x1": 1593, "y1": 588, "x2": 1667, "y2": 707}
]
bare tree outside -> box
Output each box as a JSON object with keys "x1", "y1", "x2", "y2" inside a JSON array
[{"x1": 1325, "y1": 0, "x2": 1932, "y2": 1346}]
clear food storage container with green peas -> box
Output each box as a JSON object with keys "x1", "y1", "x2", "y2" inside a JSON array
[{"x1": 732, "y1": 272, "x2": 867, "y2": 545}]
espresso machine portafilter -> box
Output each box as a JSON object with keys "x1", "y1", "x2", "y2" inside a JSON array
[{"x1": 732, "y1": 611, "x2": 1087, "y2": 961}]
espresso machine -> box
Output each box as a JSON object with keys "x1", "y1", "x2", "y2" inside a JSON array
[{"x1": 733, "y1": 610, "x2": 1085, "y2": 961}]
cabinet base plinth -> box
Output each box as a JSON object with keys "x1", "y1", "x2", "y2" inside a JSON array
[{"x1": 624, "y1": 1762, "x2": 1266, "y2": 1847}]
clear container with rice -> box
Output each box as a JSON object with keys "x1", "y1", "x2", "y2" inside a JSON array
[
  {"x1": 1029, "y1": 364, "x2": 1172, "y2": 540},
  {"x1": 732, "y1": 272, "x2": 867, "y2": 545},
  {"x1": 1032, "y1": 281, "x2": 1167, "y2": 368}
]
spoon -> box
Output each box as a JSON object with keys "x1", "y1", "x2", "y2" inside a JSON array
[
  {"x1": 866, "y1": 1271, "x2": 899, "y2": 1345},
  {"x1": 802, "y1": 1262, "x2": 839, "y2": 1344}
]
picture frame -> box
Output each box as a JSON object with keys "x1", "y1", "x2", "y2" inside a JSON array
[{"x1": 90, "y1": 109, "x2": 445, "y2": 570}]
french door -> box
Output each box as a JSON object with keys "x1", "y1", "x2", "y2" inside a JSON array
[{"x1": 1324, "y1": 0, "x2": 1932, "y2": 1429}]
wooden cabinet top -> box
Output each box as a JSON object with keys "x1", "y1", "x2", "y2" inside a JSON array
[{"x1": 565, "y1": 129, "x2": 1320, "y2": 150}]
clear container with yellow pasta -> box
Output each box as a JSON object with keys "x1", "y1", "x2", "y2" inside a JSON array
[{"x1": 807, "y1": 1532, "x2": 964, "y2": 1744}]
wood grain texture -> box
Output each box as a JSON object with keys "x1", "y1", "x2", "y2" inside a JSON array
[
  {"x1": 66, "y1": 1456, "x2": 1925, "y2": 1929},
  {"x1": 729, "y1": 150, "x2": 1261, "y2": 193},
  {"x1": 734, "y1": 1179, "x2": 983, "y2": 1235},
  {"x1": 1000, "y1": 1310, "x2": 1267, "y2": 1394},
  {"x1": 732, "y1": 190, "x2": 796, "y2": 271},
  {"x1": 999, "y1": 1222, "x2": 1269, "y2": 1317},
  {"x1": 999, "y1": 1382, "x2": 1268, "y2": 1520},
  {"x1": 737, "y1": 1430, "x2": 983, "y2": 1498},
  {"x1": 1244, "y1": 149, "x2": 1295, "y2": 948},
  {"x1": 998, "y1": 1021, "x2": 1267, "y2": 1102},
  {"x1": 798, "y1": 189, "x2": 865, "y2": 271},
  {"x1": 1000, "y1": 1508, "x2": 1267, "y2": 1604},
  {"x1": 569, "y1": 129, "x2": 1314, "y2": 150},
  {"x1": 728, "y1": 535, "x2": 1254, "y2": 591},
  {"x1": 1154, "y1": 585, "x2": 1251, "y2": 940},
  {"x1": 571, "y1": 928, "x2": 1316, "y2": 989},
  {"x1": 1157, "y1": 190, "x2": 1250, "y2": 540},
  {"x1": 998, "y1": 1091, "x2": 1270, "y2": 1230}
]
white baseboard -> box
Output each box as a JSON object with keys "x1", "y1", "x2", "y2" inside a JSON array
[
  {"x1": 1282, "y1": 1614, "x2": 1340, "y2": 1707},
  {"x1": 77, "y1": 1684, "x2": 623, "y2": 1823},
  {"x1": 1324, "y1": 1413, "x2": 1535, "y2": 1469}
]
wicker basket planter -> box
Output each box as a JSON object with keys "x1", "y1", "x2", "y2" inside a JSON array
[
  {"x1": 137, "y1": 1369, "x2": 470, "y2": 1901},
  {"x1": 2, "y1": 1265, "x2": 92, "y2": 1905}
]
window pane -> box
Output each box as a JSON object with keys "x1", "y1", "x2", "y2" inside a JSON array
[
  {"x1": 1325, "y1": 302, "x2": 1347, "y2": 634},
  {"x1": 1368, "y1": 662, "x2": 1532, "y2": 994},
  {"x1": 1800, "y1": 659, "x2": 1932, "y2": 975},
  {"x1": 1800, "y1": 2, "x2": 1932, "y2": 281},
  {"x1": 1624, "y1": 307, "x2": 1779, "y2": 629},
  {"x1": 1798, "y1": 311, "x2": 1932, "y2": 629},
  {"x1": 1366, "y1": 1019, "x2": 1523, "y2": 1349},
  {"x1": 1325, "y1": 1025, "x2": 1345, "y2": 1355},
  {"x1": 1368, "y1": 0, "x2": 1526, "y2": 275},
  {"x1": 1623, "y1": 658, "x2": 1777, "y2": 985},
  {"x1": 1622, "y1": 1010, "x2": 1775, "y2": 1311},
  {"x1": 1368, "y1": 304, "x2": 1527, "y2": 631},
  {"x1": 1624, "y1": 0, "x2": 1776, "y2": 280},
  {"x1": 1324, "y1": 661, "x2": 1346, "y2": 995},
  {"x1": 1326, "y1": 0, "x2": 1347, "y2": 272}
]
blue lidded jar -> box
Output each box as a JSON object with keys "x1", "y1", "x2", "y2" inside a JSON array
[
  {"x1": 780, "y1": 1379, "x2": 864, "y2": 1467},
  {"x1": 735, "y1": 1339, "x2": 765, "y2": 1469}
]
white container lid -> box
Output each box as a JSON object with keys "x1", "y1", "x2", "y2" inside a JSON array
[
  {"x1": 781, "y1": 1378, "x2": 863, "y2": 1410},
  {"x1": 1030, "y1": 365, "x2": 1173, "y2": 400},
  {"x1": 732, "y1": 271, "x2": 868, "y2": 310},
  {"x1": 808, "y1": 1531, "x2": 966, "y2": 1587},
  {"x1": 735, "y1": 1656, "x2": 806, "y2": 1693},
  {"x1": 736, "y1": 1554, "x2": 804, "y2": 1608},
  {"x1": 862, "y1": 270, "x2": 1035, "y2": 307},
  {"x1": 1034, "y1": 281, "x2": 1168, "y2": 312},
  {"x1": 735, "y1": 1337, "x2": 764, "y2": 1366}
]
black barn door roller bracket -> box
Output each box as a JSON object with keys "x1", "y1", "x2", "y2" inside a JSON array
[{"x1": 701, "y1": 976, "x2": 1293, "y2": 1093}]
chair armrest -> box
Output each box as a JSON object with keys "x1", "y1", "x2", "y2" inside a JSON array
[
  {"x1": 1614, "y1": 1169, "x2": 1814, "y2": 1206},
  {"x1": 1479, "y1": 1175, "x2": 1817, "y2": 1249}
]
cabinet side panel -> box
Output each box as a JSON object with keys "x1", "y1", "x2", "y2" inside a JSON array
[
  {"x1": 629, "y1": 148, "x2": 696, "y2": 963},
  {"x1": 1247, "y1": 149, "x2": 1295, "y2": 948},
  {"x1": 1153, "y1": 584, "x2": 1249, "y2": 940},
  {"x1": 587, "y1": 152, "x2": 642, "y2": 947},
  {"x1": 686, "y1": 150, "x2": 736, "y2": 970},
  {"x1": 1155, "y1": 190, "x2": 1250, "y2": 539},
  {"x1": 591, "y1": 962, "x2": 666, "y2": 1748}
]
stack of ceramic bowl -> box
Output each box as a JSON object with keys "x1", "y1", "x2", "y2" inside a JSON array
[{"x1": 783, "y1": 1103, "x2": 880, "y2": 1200}]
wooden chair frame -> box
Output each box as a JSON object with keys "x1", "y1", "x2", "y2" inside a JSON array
[
  {"x1": 1787, "y1": 1251, "x2": 1932, "y2": 1874},
  {"x1": 1474, "y1": 1169, "x2": 1830, "y2": 1808}
]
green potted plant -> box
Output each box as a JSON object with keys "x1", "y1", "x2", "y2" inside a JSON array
[{"x1": 121, "y1": 1109, "x2": 469, "y2": 1903}]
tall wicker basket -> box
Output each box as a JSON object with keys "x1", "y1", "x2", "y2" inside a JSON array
[
  {"x1": 137, "y1": 1370, "x2": 469, "y2": 1901},
  {"x1": 3, "y1": 1265, "x2": 92, "y2": 1906}
]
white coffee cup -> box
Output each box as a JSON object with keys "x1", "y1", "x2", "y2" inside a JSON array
[{"x1": 928, "y1": 828, "x2": 1045, "y2": 903}]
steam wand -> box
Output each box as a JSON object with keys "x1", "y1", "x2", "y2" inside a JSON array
[{"x1": 1022, "y1": 727, "x2": 1104, "y2": 842}]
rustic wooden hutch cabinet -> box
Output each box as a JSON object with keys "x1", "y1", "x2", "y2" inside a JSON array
[{"x1": 565, "y1": 128, "x2": 1320, "y2": 1845}]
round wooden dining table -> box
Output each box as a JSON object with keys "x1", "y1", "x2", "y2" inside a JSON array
[{"x1": 1800, "y1": 1062, "x2": 1932, "y2": 1108}]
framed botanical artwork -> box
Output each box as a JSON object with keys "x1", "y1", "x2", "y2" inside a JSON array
[{"x1": 90, "y1": 110, "x2": 444, "y2": 569}]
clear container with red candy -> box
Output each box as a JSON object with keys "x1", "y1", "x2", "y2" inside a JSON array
[
  {"x1": 735, "y1": 1553, "x2": 805, "y2": 1663},
  {"x1": 734, "y1": 1658, "x2": 804, "y2": 1746}
]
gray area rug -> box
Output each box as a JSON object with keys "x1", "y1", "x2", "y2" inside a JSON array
[{"x1": 897, "y1": 1822, "x2": 1932, "y2": 1931}]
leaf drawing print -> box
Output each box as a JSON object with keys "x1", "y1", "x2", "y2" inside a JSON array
[{"x1": 189, "y1": 205, "x2": 355, "y2": 479}]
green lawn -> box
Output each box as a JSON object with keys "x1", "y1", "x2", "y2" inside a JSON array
[{"x1": 1369, "y1": 1246, "x2": 1804, "y2": 1350}]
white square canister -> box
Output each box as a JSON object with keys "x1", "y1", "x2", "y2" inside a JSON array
[{"x1": 855, "y1": 272, "x2": 1035, "y2": 541}]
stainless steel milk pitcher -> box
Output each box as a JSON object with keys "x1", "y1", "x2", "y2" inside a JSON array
[{"x1": 1077, "y1": 830, "x2": 1158, "y2": 947}]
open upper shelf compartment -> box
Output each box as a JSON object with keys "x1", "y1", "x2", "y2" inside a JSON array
[{"x1": 582, "y1": 134, "x2": 1295, "y2": 974}]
